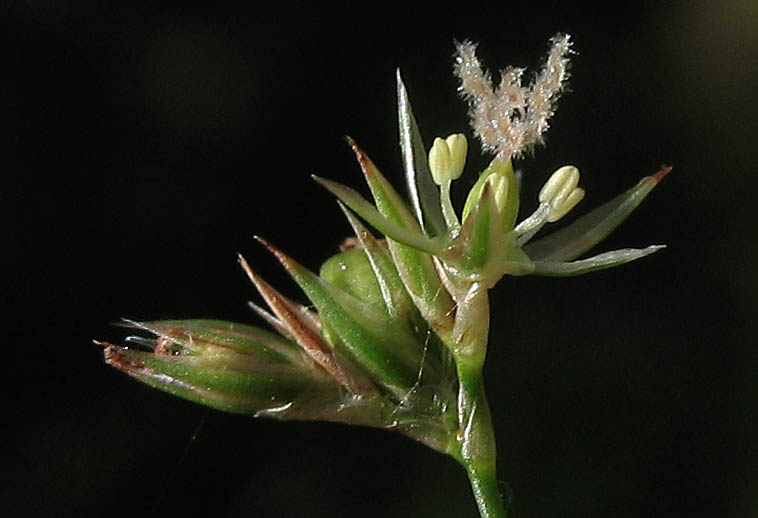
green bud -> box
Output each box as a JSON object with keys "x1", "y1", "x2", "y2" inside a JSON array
[
  {"x1": 320, "y1": 246, "x2": 385, "y2": 307},
  {"x1": 99, "y1": 320, "x2": 346, "y2": 417}
]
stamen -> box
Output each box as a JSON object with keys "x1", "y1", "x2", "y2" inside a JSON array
[
  {"x1": 515, "y1": 203, "x2": 550, "y2": 245},
  {"x1": 429, "y1": 133, "x2": 468, "y2": 230},
  {"x1": 538, "y1": 165, "x2": 584, "y2": 222},
  {"x1": 516, "y1": 165, "x2": 584, "y2": 244}
]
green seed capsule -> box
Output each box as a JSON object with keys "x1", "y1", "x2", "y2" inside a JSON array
[{"x1": 319, "y1": 246, "x2": 384, "y2": 306}]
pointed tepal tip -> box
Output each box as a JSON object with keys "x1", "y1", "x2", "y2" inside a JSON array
[
  {"x1": 396, "y1": 68, "x2": 406, "y2": 91},
  {"x1": 344, "y1": 134, "x2": 362, "y2": 156},
  {"x1": 253, "y1": 235, "x2": 275, "y2": 254},
  {"x1": 311, "y1": 174, "x2": 341, "y2": 196},
  {"x1": 645, "y1": 244, "x2": 667, "y2": 255},
  {"x1": 344, "y1": 136, "x2": 375, "y2": 179},
  {"x1": 237, "y1": 251, "x2": 250, "y2": 270},
  {"x1": 396, "y1": 69, "x2": 410, "y2": 119},
  {"x1": 652, "y1": 165, "x2": 672, "y2": 183},
  {"x1": 253, "y1": 236, "x2": 293, "y2": 269},
  {"x1": 237, "y1": 252, "x2": 258, "y2": 283},
  {"x1": 103, "y1": 345, "x2": 146, "y2": 372}
]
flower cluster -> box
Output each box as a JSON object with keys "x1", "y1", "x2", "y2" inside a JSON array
[{"x1": 99, "y1": 35, "x2": 667, "y2": 518}]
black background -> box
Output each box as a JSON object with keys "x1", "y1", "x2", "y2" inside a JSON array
[{"x1": 5, "y1": 2, "x2": 757, "y2": 517}]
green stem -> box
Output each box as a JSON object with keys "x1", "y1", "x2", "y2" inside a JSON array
[
  {"x1": 457, "y1": 367, "x2": 507, "y2": 518},
  {"x1": 465, "y1": 454, "x2": 508, "y2": 518},
  {"x1": 447, "y1": 286, "x2": 507, "y2": 518}
]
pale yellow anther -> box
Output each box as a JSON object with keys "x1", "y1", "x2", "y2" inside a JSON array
[
  {"x1": 547, "y1": 187, "x2": 584, "y2": 222},
  {"x1": 429, "y1": 137, "x2": 451, "y2": 185},
  {"x1": 538, "y1": 165, "x2": 579, "y2": 204},
  {"x1": 429, "y1": 134, "x2": 467, "y2": 185},
  {"x1": 485, "y1": 173, "x2": 509, "y2": 211},
  {"x1": 445, "y1": 134, "x2": 468, "y2": 180},
  {"x1": 539, "y1": 165, "x2": 584, "y2": 222}
]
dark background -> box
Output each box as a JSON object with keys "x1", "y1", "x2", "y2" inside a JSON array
[{"x1": 5, "y1": 2, "x2": 757, "y2": 517}]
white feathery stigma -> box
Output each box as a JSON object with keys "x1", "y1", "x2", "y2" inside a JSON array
[{"x1": 454, "y1": 34, "x2": 572, "y2": 162}]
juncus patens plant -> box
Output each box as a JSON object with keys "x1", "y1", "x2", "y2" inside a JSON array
[{"x1": 98, "y1": 34, "x2": 668, "y2": 518}]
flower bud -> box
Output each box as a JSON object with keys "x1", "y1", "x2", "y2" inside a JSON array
[{"x1": 100, "y1": 320, "x2": 346, "y2": 416}]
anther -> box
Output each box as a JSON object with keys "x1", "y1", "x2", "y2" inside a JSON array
[
  {"x1": 538, "y1": 165, "x2": 584, "y2": 222},
  {"x1": 429, "y1": 134, "x2": 468, "y2": 185}
]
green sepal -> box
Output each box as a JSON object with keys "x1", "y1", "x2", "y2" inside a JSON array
[
  {"x1": 532, "y1": 245, "x2": 665, "y2": 276},
  {"x1": 453, "y1": 181, "x2": 502, "y2": 271},
  {"x1": 239, "y1": 254, "x2": 376, "y2": 396},
  {"x1": 313, "y1": 175, "x2": 447, "y2": 256},
  {"x1": 260, "y1": 240, "x2": 439, "y2": 398},
  {"x1": 337, "y1": 205, "x2": 457, "y2": 401},
  {"x1": 396, "y1": 70, "x2": 447, "y2": 237},
  {"x1": 345, "y1": 139, "x2": 456, "y2": 332},
  {"x1": 346, "y1": 136, "x2": 429, "y2": 234},
  {"x1": 524, "y1": 167, "x2": 671, "y2": 262}
]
